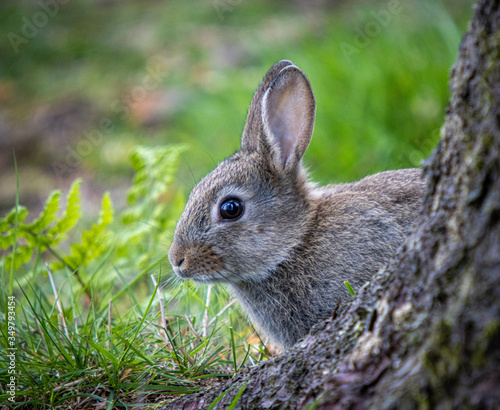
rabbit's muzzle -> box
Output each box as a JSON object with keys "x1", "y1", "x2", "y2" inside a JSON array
[{"x1": 169, "y1": 240, "x2": 225, "y2": 283}]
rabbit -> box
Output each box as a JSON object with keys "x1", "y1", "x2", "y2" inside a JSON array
[{"x1": 168, "y1": 60, "x2": 426, "y2": 350}]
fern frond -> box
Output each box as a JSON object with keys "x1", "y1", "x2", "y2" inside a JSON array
[
  {"x1": 4, "y1": 245, "x2": 32, "y2": 271},
  {"x1": 49, "y1": 179, "x2": 83, "y2": 241},
  {"x1": 0, "y1": 230, "x2": 15, "y2": 250},
  {"x1": 2, "y1": 205, "x2": 28, "y2": 225},
  {"x1": 24, "y1": 191, "x2": 61, "y2": 233},
  {"x1": 61, "y1": 192, "x2": 114, "y2": 270}
]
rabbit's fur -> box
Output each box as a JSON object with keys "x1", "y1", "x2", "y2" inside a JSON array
[{"x1": 169, "y1": 60, "x2": 426, "y2": 349}]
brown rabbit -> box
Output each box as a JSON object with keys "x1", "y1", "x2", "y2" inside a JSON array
[{"x1": 168, "y1": 60, "x2": 426, "y2": 349}]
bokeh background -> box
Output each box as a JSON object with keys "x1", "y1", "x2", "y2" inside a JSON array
[{"x1": 1, "y1": 0, "x2": 474, "y2": 218}]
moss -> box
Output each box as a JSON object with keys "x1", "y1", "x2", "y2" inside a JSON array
[
  {"x1": 472, "y1": 319, "x2": 500, "y2": 368},
  {"x1": 422, "y1": 320, "x2": 463, "y2": 386},
  {"x1": 414, "y1": 387, "x2": 432, "y2": 410}
]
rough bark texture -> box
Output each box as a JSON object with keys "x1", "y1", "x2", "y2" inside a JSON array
[{"x1": 159, "y1": 0, "x2": 500, "y2": 408}]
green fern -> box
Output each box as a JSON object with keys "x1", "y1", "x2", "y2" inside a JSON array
[
  {"x1": 123, "y1": 144, "x2": 186, "y2": 225},
  {"x1": 1, "y1": 145, "x2": 185, "y2": 286},
  {"x1": 23, "y1": 190, "x2": 61, "y2": 233},
  {"x1": 51, "y1": 178, "x2": 83, "y2": 239},
  {"x1": 119, "y1": 144, "x2": 187, "y2": 268},
  {"x1": 56, "y1": 192, "x2": 114, "y2": 271},
  {"x1": 0, "y1": 179, "x2": 85, "y2": 271},
  {"x1": 3, "y1": 245, "x2": 32, "y2": 272}
]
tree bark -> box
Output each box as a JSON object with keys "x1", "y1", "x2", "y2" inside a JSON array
[{"x1": 159, "y1": 0, "x2": 500, "y2": 408}]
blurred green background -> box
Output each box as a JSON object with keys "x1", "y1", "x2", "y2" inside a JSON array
[{"x1": 0, "y1": 0, "x2": 474, "y2": 217}]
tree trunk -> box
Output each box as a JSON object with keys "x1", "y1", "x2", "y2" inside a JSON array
[{"x1": 159, "y1": 0, "x2": 500, "y2": 408}]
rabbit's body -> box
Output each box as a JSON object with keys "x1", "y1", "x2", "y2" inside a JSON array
[
  {"x1": 169, "y1": 60, "x2": 426, "y2": 349},
  {"x1": 229, "y1": 168, "x2": 424, "y2": 348}
]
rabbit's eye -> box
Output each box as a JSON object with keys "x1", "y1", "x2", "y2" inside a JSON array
[{"x1": 220, "y1": 198, "x2": 244, "y2": 220}]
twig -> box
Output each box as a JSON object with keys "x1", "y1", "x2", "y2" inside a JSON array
[
  {"x1": 44, "y1": 243, "x2": 93, "y2": 304},
  {"x1": 248, "y1": 349, "x2": 256, "y2": 366},
  {"x1": 149, "y1": 276, "x2": 197, "y2": 367},
  {"x1": 108, "y1": 299, "x2": 112, "y2": 350},
  {"x1": 46, "y1": 263, "x2": 70, "y2": 340},
  {"x1": 184, "y1": 314, "x2": 201, "y2": 340},
  {"x1": 202, "y1": 285, "x2": 212, "y2": 338},
  {"x1": 24, "y1": 230, "x2": 88, "y2": 293},
  {"x1": 207, "y1": 299, "x2": 236, "y2": 327},
  {"x1": 33, "y1": 314, "x2": 49, "y2": 353},
  {"x1": 50, "y1": 378, "x2": 84, "y2": 393},
  {"x1": 150, "y1": 275, "x2": 171, "y2": 348},
  {"x1": 43, "y1": 242, "x2": 87, "y2": 292}
]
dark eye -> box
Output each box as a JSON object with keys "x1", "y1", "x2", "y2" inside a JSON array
[{"x1": 220, "y1": 198, "x2": 244, "y2": 220}]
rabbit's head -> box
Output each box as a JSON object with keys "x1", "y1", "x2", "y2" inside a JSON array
[{"x1": 168, "y1": 60, "x2": 317, "y2": 284}]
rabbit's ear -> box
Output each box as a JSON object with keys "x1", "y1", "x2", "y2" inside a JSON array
[
  {"x1": 262, "y1": 65, "x2": 316, "y2": 170},
  {"x1": 241, "y1": 60, "x2": 293, "y2": 152}
]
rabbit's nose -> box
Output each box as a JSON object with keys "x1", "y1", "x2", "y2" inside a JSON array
[
  {"x1": 168, "y1": 242, "x2": 186, "y2": 273},
  {"x1": 171, "y1": 257, "x2": 189, "y2": 279},
  {"x1": 174, "y1": 257, "x2": 185, "y2": 272},
  {"x1": 172, "y1": 259, "x2": 185, "y2": 277},
  {"x1": 170, "y1": 256, "x2": 186, "y2": 277},
  {"x1": 169, "y1": 253, "x2": 183, "y2": 267}
]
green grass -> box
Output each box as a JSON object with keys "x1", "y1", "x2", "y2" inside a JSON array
[
  {"x1": 0, "y1": 145, "x2": 269, "y2": 407},
  {"x1": 0, "y1": 269, "x2": 262, "y2": 407},
  {"x1": 0, "y1": 234, "x2": 266, "y2": 407},
  {"x1": 0, "y1": 0, "x2": 474, "y2": 407}
]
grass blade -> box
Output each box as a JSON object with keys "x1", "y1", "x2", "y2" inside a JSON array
[{"x1": 228, "y1": 382, "x2": 247, "y2": 410}]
